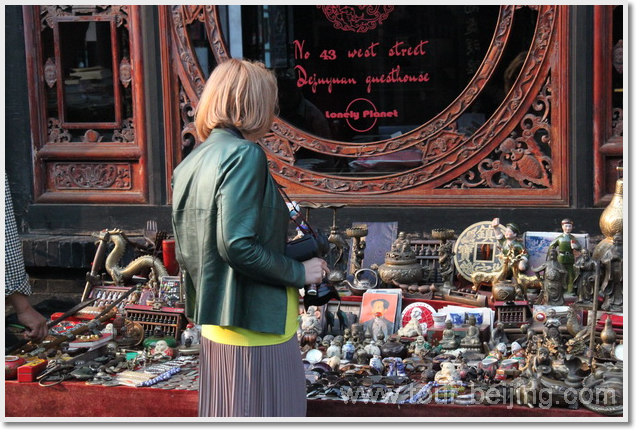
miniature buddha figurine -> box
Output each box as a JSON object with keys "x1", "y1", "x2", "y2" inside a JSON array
[
  {"x1": 460, "y1": 315, "x2": 481, "y2": 348},
  {"x1": 435, "y1": 361, "x2": 461, "y2": 385},
  {"x1": 143, "y1": 327, "x2": 177, "y2": 349},
  {"x1": 363, "y1": 329, "x2": 374, "y2": 346},
  {"x1": 409, "y1": 335, "x2": 430, "y2": 357},
  {"x1": 440, "y1": 319, "x2": 459, "y2": 350},
  {"x1": 150, "y1": 340, "x2": 174, "y2": 359}
]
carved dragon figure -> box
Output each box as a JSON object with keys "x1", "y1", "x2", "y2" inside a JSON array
[{"x1": 103, "y1": 229, "x2": 169, "y2": 285}]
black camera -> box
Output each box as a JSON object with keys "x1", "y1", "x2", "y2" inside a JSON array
[
  {"x1": 285, "y1": 229, "x2": 330, "y2": 262},
  {"x1": 286, "y1": 229, "x2": 330, "y2": 296}
]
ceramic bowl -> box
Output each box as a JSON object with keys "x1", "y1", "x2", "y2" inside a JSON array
[{"x1": 449, "y1": 312, "x2": 465, "y2": 325}]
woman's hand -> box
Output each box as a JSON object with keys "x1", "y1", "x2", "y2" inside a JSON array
[{"x1": 302, "y1": 257, "x2": 329, "y2": 285}]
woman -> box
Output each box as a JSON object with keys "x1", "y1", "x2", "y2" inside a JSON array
[{"x1": 172, "y1": 59, "x2": 328, "y2": 417}]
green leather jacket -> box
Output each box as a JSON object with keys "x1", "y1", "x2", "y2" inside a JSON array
[{"x1": 171, "y1": 129, "x2": 306, "y2": 335}]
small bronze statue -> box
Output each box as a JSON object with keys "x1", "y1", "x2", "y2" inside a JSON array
[
  {"x1": 440, "y1": 319, "x2": 459, "y2": 350},
  {"x1": 534, "y1": 247, "x2": 568, "y2": 306},
  {"x1": 600, "y1": 233, "x2": 623, "y2": 312},
  {"x1": 573, "y1": 248, "x2": 597, "y2": 305},
  {"x1": 460, "y1": 315, "x2": 481, "y2": 349}
]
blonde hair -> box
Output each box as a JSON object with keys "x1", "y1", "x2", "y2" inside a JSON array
[{"x1": 194, "y1": 59, "x2": 278, "y2": 141}]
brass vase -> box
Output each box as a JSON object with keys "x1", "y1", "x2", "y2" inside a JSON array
[{"x1": 593, "y1": 169, "x2": 623, "y2": 260}]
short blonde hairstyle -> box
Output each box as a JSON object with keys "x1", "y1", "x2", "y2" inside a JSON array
[{"x1": 194, "y1": 59, "x2": 278, "y2": 141}]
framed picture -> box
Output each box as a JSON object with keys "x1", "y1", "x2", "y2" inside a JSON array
[
  {"x1": 359, "y1": 289, "x2": 401, "y2": 341},
  {"x1": 523, "y1": 231, "x2": 589, "y2": 276}
]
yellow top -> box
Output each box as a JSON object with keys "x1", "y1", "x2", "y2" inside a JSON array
[{"x1": 201, "y1": 287, "x2": 300, "y2": 346}]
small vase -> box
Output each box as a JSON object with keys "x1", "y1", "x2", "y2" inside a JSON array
[
  {"x1": 5, "y1": 355, "x2": 26, "y2": 380},
  {"x1": 594, "y1": 169, "x2": 623, "y2": 260},
  {"x1": 600, "y1": 317, "x2": 617, "y2": 346},
  {"x1": 342, "y1": 341, "x2": 355, "y2": 361}
]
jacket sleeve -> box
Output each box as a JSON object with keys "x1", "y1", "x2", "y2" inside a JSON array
[{"x1": 216, "y1": 143, "x2": 306, "y2": 288}]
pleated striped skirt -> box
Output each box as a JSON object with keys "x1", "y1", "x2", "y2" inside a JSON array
[{"x1": 198, "y1": 335, "x2": 307, "y2": 417}]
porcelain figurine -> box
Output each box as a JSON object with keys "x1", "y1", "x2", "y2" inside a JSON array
[
  {"x1": 508, "y1": 341, "x2": 526, "y2": 367},
  {"x1": 409, "y1": 335, "x2": 430, "y2": 358},
  {"x1": 326, "y1": 340, "x2": 342, "y2": 358},
  {"x1": 398, "y1": 307, "x2": 427, "y2": 338},
  {"x1": 487, "y1": 342, "x2": 507, "y2": 362},
  {"x1": 150, "y1": 340, "x2": 174, "y2": 359},
  {"x1": 548, "y1": 219, "x2": 582, "y2": 295},
  {"x1": 365, "y1": 340, "x2": 381, "y2": 357},
  {"x1": 491, "y1": 218, "x2": 528, "y2": 280},
  {"x1": 434, "y1": 361, "x2": 461, "y2": 385}
]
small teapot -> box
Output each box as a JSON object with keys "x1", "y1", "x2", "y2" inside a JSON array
[{"x1": 346, "y1": 268, "x2": 379, "y2": 296}]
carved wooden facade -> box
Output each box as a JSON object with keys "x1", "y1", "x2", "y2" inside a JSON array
[
  {"x1": 23, "y1": 5, "x2": 148, "y2": 204},
  {"x1": 593, "y1": 5, "x2": 623, "y2": 206},
  {"x1": 21, "y1": 5, "x2": 622, "y2": 209},
  {"x1": 162, "y1": 5, "x2": 570, "y2": 207}
]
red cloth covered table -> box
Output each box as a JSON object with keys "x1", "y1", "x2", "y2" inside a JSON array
[{"x1": 5, "y1": 381, "x2": 615, "y2": 418}]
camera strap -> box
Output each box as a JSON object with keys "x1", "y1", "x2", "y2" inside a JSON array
[{"x1": 276, "y1": 182, "x2": 318, "y2": 238}]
